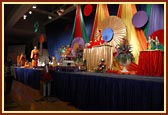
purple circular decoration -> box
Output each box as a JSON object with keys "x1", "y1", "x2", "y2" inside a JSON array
[
  {"x1": 132, "y1": 11, "x2": 148, "y2": 28},
  {"x1": 71, "y1": 37, "x2": 85, "y2": 48},
  {"x1": 71, "y1": 37, "x2": 85, "y2": 56}
]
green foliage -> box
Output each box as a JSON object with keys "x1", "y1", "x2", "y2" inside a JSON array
[{"x1": 115, "y1": 42, "x2": 135, "y2": 64}]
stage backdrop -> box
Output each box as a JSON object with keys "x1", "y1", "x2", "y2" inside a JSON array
[
  {"x1": 45, "y1": 4, "x2": 163, "y2": 61},
  {"x1": 45, "y1": 4, "x2": 118, "y2": 61}
]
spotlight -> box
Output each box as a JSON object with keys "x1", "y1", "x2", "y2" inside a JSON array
[
  {"x1": 48, "y1": 16, "x2": 52, "y2": 19},
  {"x1": 57, "y1": 8, "x2": 64, "y2": 16},
  {"x1": 23, "y1": 15, "x2": 27, "y2": 20},
  {"x1": 29, "y1": 11, "x2": 32, "y2": 14},
  {"x1": 32, "y1": 5, "x2": 37, "y2": 9}
]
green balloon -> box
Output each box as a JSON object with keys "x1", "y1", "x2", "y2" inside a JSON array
[{"x1": 34, "y1": 22, "x2": 39, "y2": 32}]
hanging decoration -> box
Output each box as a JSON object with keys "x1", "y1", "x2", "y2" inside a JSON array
[
  {"x1": 70, "y1": 5, "x2": 89, "y2": 45},
  {"x1": 102, "y1": 28, "x2": 114, "y2": 42},
  {"x1": 39, "y1": 34, "x2": 45, "y2": 43},
  {"x1": 83, "y1": 4, "x2": 93, "y2": 16},
  {"x1": 132, "y1": 11, "x2": 148, "y2": 28},
  {"x1": 39, "y1": 34, "x2": 45, "y2": 55},
  {"x1": 90, "y1": 4, "x2": 110, "y2": 42},
  {"x1": 34, "y1": 21, "x2": 39, "y2": 32}
]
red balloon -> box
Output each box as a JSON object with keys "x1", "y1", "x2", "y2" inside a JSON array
[
  {"x1": 39, "y1": 34, "x2": 45, "y2": 43},
  {"x1": 84, "y1": 4, "x2": 93, "y2": 16}
]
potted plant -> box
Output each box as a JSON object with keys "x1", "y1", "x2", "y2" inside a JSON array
[{"x1": 115, "y1": 38, "x2": 134, "y2": 72}]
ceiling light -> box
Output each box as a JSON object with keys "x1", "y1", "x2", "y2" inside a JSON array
[
  {"x1": 48, "y1": 16, "x2": 52, "y2": 19},
  {"x1": 29, "y1": 11, "x2": 32, "y2": 14},
  {"x1": 57, "y1": 8, "x2": 64, "y2": 16},
  {"x1": 23, "y1": 15, "x2": 27, "y2": 20},
  {"x1": 32, "y1": 5, "x2": 37, "y2": 9}
]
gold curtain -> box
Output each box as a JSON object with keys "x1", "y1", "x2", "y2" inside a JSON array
[
  {"x1": 83, "y1": 45, "x2": 114, "y2": 71},
  {"x1": 117, "y1": 4, "x2": 147, "y2": 64}
]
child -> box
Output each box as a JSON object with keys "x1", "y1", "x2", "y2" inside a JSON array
[{"x1": 41, "y1": 64, "x2": 52, "y2": 97}]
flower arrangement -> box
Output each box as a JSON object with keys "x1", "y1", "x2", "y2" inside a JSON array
[
  {"x1": 95, "y1": 59, "x2": 106, "y2": 73},
  {"x1": 115, "y1": 38, "x2": 134, "y2": 64}
]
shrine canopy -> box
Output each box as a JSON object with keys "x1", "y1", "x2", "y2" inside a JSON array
[{"x1": 70, "y1": 5, "x2": 89, "y2": 45}]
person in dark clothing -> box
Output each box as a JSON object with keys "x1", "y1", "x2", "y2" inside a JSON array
[{"x1": 4, "y1": 57, "x2": 13, "y2": 94}]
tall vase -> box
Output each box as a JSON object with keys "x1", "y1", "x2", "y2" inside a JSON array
[{"x1": 119, "y1": 59, "x2": 131, "y2": 73}]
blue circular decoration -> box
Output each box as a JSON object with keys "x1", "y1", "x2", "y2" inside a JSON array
[{"x1": 102, "y1": 28, "x2": 114, "y2": 42}]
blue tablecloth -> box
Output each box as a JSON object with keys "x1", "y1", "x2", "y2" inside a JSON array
[
  {"x1": 51, "y1": 72, "x2": 164, "y2": 111},
  {"x1": 14, "y1": 67, "x2": 43, "y2": 89},
  {"x1": 14, "y1": 67, "x2": 164, "y2": 111}
]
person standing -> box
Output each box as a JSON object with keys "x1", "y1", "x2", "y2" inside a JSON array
[
  {"x1": 30, "y1": 46, "x2": 39, "y2": 68},
  {"x1": 19, "y1": 53, "x2": 26, "y2": 66},
  {"x1": 41, "y1": 64, "x2": 52, "y2": 97},
  {"x1": 4, "y1": 57, "x2": 13, "y2": 94}
]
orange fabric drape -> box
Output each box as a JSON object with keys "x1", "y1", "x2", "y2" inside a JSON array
[
  {"x1": 131, "y1": 5, "x2": 147, "y2": 51},
  {"x1": 90, "y1": 4, "x2": 109, "y2": 41},
  {"x1": 117, "y1": 4, "x2": 147, "y2": 64}
]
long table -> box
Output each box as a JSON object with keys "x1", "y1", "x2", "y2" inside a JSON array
[
  {"x1": 50, "y1": 71, "x2": 164, "y2": 111},
  {"x1": 14, "y1": 67, "x2": 43, "y2": 89},
  {"x1": 137, "y1": 50, "x2": 164, "y2": 77},
  {"x1": 14, "y1": 67, "x2": 164, "y2": 111}
]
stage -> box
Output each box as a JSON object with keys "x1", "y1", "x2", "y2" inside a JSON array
[{"x1": 14, "y1": 67, "x2": 164, "y2": 111}]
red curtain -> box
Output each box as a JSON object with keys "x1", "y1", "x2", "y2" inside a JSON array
[{"x1": 74, "y1": 5, "x2": 82, "y2": 38}]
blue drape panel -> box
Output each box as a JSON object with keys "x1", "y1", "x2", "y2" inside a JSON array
[
  {"x1": 148, "y1": 4, "x2": 164, "y2": 36},
  {"x1": 13, "y1": 67, "x2": 164, "y2": 111},
  {"x1": 50, "y1": 72, "x2": 164, "y2": 111},
  {"x1": 14, "y1": 67, "x2": 42, "y2": 89}
]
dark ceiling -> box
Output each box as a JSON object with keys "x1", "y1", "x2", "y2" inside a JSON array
[{"x1": 4, "y1": 4, "x2": 76, "y2": 44}]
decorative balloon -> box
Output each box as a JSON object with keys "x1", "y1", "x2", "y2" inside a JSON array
[
  {"x1": 83, "y1": 4, "x2": 93, "y2": 16},
  {"x1": 132, "y1": 11, "x2": 148, "y2": 28},
  {"x1": 34, "y1": 21, "x2": 39, "y2": 32},
  {"x1": 102, "y1": 28, "x2": 114, "y2": 42},
  {"x1": 39, "y1": 34, "x2": 45, "y2": 55},
  {"x1": 39, "y1": 34, "x2": 45, "y2": 43}
]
